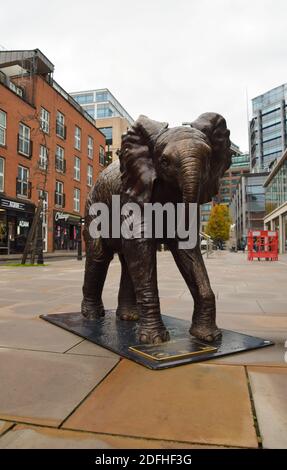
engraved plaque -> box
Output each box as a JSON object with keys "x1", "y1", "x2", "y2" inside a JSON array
[{"x1": 129, "y1": 338, "x2": 217, "y2": 362}]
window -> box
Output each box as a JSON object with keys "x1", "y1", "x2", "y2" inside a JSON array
[
  {"x1": 0, "y1": 110, "x2": 6, "y2": 146},
  {"x1": 84, "y1": 107, "x2": 95, "y2": 118},
  {"x1": 18, "y1": 123, "x2": 31, "y2": 157},
  {"x1": 73, "y1": 188, "x2": 80, "y2": 212},
  {"x1": 56, "y1": 145, "x2": 65, "y2": 172},
  {"x1": 99, "y1": 145, "x2": 105, "y2": 165},
  {"x1": 75, "y1": 126, "x2": 81, "y2": 150},
  {"x1": 0, "y1": 157, "x2": 4, "y2": 192},
  {"x1": 97, "y1": 104, "x2": 113, "y2": 118},
  {"x1": 87, "y1": 164, "x2": 93, "y2": 186},
  {"x1": 99, "y1": 127, "x2": 113, "y2": 145},
  {"x1": 17, "y1": 166, "x2": 29, "y2": 198},
  {"x1": 88, "y1": 136, "x2": 94, "y2": 159},
  {"x1": 55, "y1": 181, "x2": 64, "y2": 207},
  {"x1": 39, "y1": 145, "x2": 48, "y2": 169},
  {"x1": 56, "y1": 111, "x2": 65, "y2": 138},
  {"x1": 74, "y1": 156, "x2": 81, "y2": 181},
  {"x1": 74, "y1": 93, "x2": 94, "y2": 104},
  {"x1": 96, "y1": 91, "x2": 108, "y2": 102},
  {"x1": 40, "y1": 107, "x2": 50, "y2": 134}
]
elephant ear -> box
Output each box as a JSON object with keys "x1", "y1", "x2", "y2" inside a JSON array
[
  {"x1": 119, "y1": 115, "x2": 168, "y2": 204},
  {"x1": 190, "y1": 113, "x2": 233, "y2": 204}
]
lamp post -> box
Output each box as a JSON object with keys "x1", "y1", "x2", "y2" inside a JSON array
[{"x1": 77, "y1": 221, "x2": 82, "y2": 261}]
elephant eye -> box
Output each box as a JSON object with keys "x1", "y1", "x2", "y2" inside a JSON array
[{"x1": 161, "y1": 156, "x2": 169, "y2": 166}]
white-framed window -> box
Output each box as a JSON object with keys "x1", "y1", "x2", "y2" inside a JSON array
[
  {"x1": 74, "y1": 156, "x2": 81, "y2": 181},
  {"x1": 40, "y1": 107, "x2": 50, "y2": 134},
  {"x1": 39, "y1": 145, "x2": 48, "y2": 169},
  {"x1": 0, "y1": 157, "x2": 4, "y2": 192},
  {"x1": 56, "y1": 145, "x2": 65, "y2": 172},
  {"x1": 88, "y1": 136, "x2": 94, "y2": 159},
  {"x1": 73, "y1": 188, "x2": 80, "y2": 212},
  {"x1": 18, "y1": 123, "x2": 31, "y2": 157},
  {"x1": 17, "y1": 165, "x2": 29, "y2": 197},
  {"x1": 55, "y1": 181, "x2": 64, "y2": 207},
  {"x1": 74, "y1": 126, "x2": 81, "y2": 150},
  {"x1": 87, "y1": 164, "x2": 93, "y2": 187},
  {"x1": 99, "y1": 145, "x2": 105, "y2": 165},
  {"x1": 0, "y1": 110, "x2": 7, "y2": 146},
  {"x1": 56, "y1": 111, "x2": 65, "y2": 138}
]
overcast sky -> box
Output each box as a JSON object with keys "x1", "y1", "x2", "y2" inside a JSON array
[{"x1": 2, "y1": 0, "x2": 287, "y2": 151}]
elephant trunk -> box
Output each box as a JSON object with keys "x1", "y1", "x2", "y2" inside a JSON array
[
  {"x1": 179, "y1": 142, "x2": 210, "y2": 204},
  {"x1": 180, "y1": 154, "x2": 202, "y2": 204}
]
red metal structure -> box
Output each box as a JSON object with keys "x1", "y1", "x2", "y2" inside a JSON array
[{"x1": 247, "y1": 230, "x2": 278, "y2": 261}]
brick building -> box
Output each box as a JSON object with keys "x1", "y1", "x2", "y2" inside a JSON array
[{"x1": 0, "y1": 49, "x2": 105, "y2": 253}]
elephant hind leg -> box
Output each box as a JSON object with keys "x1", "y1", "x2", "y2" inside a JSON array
[
  {"x1": 81, "y1": 239, "x2": 113, "y2": 319},
  {"x1": 116, "y1": 254, "x2": 139, "y2": 321}
]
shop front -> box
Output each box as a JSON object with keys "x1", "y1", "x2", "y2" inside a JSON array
[
  {"x1": 0, "y1": 197, "x2": 35, "y2": 254},
  {"x1": 54, "y1": 211, "x2": 81, "y2": 251}
]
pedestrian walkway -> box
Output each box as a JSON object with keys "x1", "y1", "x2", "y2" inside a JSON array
[{"x1": 0, "y1": 251, "x2": 286, "y2": 448}]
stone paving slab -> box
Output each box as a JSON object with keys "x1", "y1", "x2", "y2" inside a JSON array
[
  {"x1": 257, "y1": 301, "x2": 287, "y2": 315},
  {"x1": 0, "y1": 317, "x2": 81, "y2": 353},
  {"x1": 0, "y1": 421, "x2": 14, "y2": 436},
  {"x1": 0, "y1": 348, "x2": 118, "y2": 426},
  {"x1": 64, "y1": 360, "x2": 258, "y2": 448},
  {"x1": 210, "y1": 342, "x2": 286, "y2": 367},
  {"x1": 0, "y1": 425, "x2": 232, "y2": 449},
  {"x1": 66, "y1": 340, "x2": 119, "y2": 359},
  {"x1": 247, "y1": 366, "x2": 287, "y2": 449}
]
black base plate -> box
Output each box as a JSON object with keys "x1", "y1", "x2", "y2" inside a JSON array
[{"x1": 40, "y1": 311, "x2": 274, "y2": 370}]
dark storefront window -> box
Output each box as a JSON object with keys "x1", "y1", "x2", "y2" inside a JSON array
[
  {"x1": 54, "y1": 211, "x2": 80, "y2": 250},
  {"x1": 0, "y1": 197, "x2": 35, "y2": 253}
]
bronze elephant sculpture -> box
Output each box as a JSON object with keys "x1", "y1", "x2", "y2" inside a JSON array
[{"x1": 81, "y1": 113, "x2": 232, "y2": 344}]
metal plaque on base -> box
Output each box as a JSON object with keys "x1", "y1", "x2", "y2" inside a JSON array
[{"x1": 129, "y1": 338, "x2": 217, "y2": 362}]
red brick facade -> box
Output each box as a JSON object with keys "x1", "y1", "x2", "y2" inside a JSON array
[{"x1": 0, "y1": 72, "x2": 105, "y2": 253}]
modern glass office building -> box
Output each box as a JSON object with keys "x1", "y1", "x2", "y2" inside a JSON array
[
  {"x1": 70, "y1": 88, "x2": 134, "y2": 125},
  {"x1": 218, "y1": 152, "x2": 250, "y2": 205},
  {"x1": 249, "y1": 84, "x2": 287, "y2": 170},
  {"x1": 230, "y1": 172, "x2": 268, "y2": 249},
  {"x1": 264, "y1": 150, "x2": 287, "y2": 253}
]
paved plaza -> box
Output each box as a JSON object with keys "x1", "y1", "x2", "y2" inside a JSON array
[{"x1": 0, "y1": 251, "x2": 286, "y2": 449}]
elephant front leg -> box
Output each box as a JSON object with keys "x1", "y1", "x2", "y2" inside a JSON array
[
  {"x1": 169, "y1": 242, "x2": 221, "y2": 342},
  {"x1": 122, "y1": 239, "x2": 170, "y2": 344}
]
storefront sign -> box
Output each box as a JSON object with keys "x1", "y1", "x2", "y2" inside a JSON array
[
  {"x1": 0, "y1": 198, "x2": 26, "y2": 211},
  {"x1": 19, "y1": 220, "x2": 29, "y2": 228},
  {"x1": 55, "y1": 211, "x2": 70, "y2": 222}
]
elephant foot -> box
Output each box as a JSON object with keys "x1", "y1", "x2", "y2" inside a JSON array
[
  {"x1": 81, "y1": 298, "x2": 105, "y2": 319},
  {"x1": 116, "y1": 305, "x2": 139, "y2": 321},
  {"x1": 138, "y1": 326, "x2": 170, "y2": 344},
  {"x1": 189, "y1": 323, "x2": 222, "y2": 343}
]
